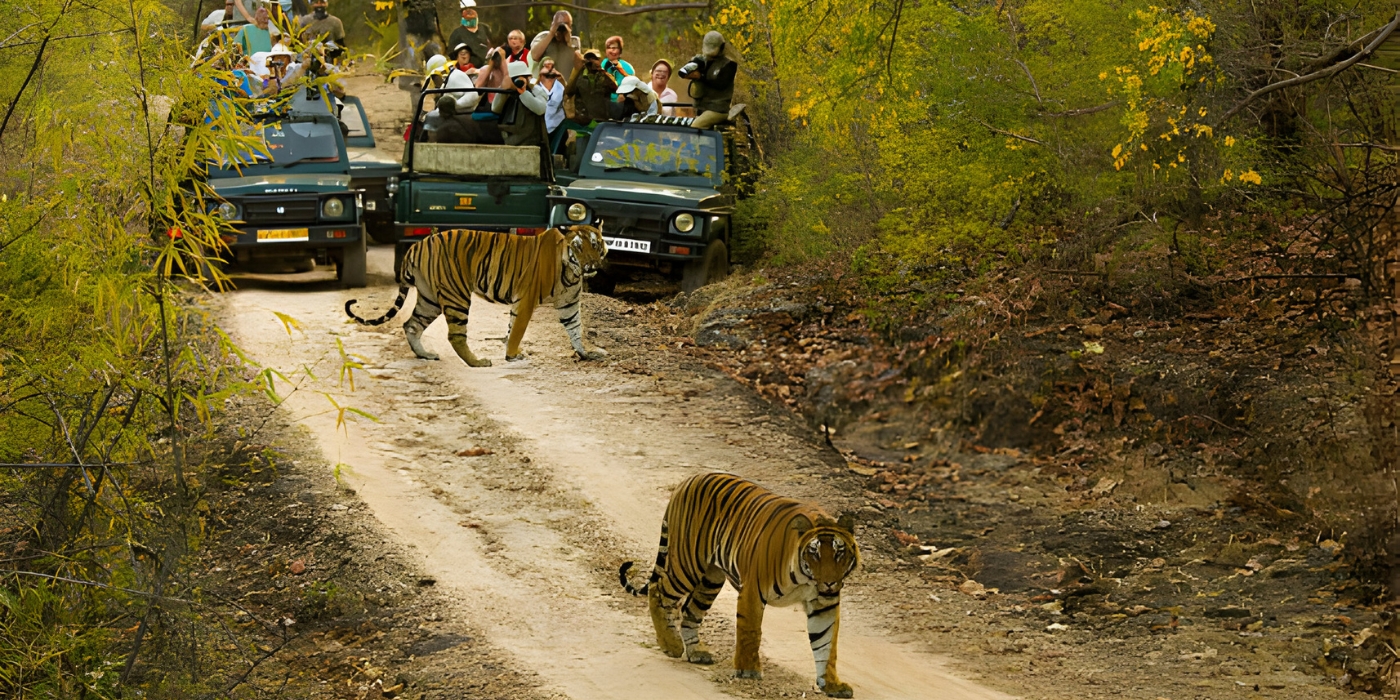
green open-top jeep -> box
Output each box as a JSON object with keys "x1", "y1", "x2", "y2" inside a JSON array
[
  {"x1": 206, "y1": 88, "x2": 369, "y2": 286},
  {"x1": 390, "y1": 86, "x2": 566, "y2": 279},
  {"x1": 551, "y1": 106, "x2": 761, "y2": 294}
]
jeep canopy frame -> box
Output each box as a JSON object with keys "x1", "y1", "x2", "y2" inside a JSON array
[{"x1": 406, "y1": 86, "x2": 555, "y2": 182}]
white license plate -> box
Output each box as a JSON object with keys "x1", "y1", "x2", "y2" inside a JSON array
[
  {"x1": 603, "y1": 236, "x2": 650, "y2": 254},
  {"x1": 257, "y1": 228, "x2": 309, "y2": 242}
]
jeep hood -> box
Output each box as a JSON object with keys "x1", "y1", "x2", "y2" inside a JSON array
[
  {"x1": 348, "y1": 147, "x2": 402, "y2": 171},
  {"x1": 566, "y1": 179, "x2": 731, "y2": 208},
  {"x1": 210, "y1": 173, "x2": 352, "y2": 197}
]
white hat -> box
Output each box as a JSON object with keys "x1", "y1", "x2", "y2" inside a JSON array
[
  {"x1": 508, "y1": 60, "x2": 532, "y2": 79},
  {"x1": 459, "y1": 0, "x2": 476, "y2": 7},
  {"x1": 200, "y1": 9, "x2": 225, "y2": 28},
  {"x1": 426, "y1": 54, "x2": 448, "y2": 74},
  {"x1": 615, "y1": 75, "x2": 653, "y2": 96},
  {"x1": 268, "y1": 44, "x2": 295, "y2": 58}
]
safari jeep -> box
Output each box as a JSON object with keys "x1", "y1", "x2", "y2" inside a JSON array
[
  {"x1": 391, "y1": 87, "x2": 562, "y2": 280},
  {"x1": 339, "y1": 95, "x2": 404, "y2": 245},
  {"x1": 207, "y1": 88, "x2": 368, "y2": 287},
  {"x1": 551, "y1": 106, "x2": 761, "y2": 294}
]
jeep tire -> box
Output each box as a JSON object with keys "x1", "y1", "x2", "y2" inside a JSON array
[
  {"x1": 681, "y1": 239, "x2": 729, "y2": 294},
  {"x1": 338, "y1": 236, "x2": 368, "y2": 288}
]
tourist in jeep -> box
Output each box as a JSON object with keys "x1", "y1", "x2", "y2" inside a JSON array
[
  {"x1": 565, "y1": 49, "x2": 616, "y2": 125},
  {"x1": 494, "y1": 61, "x2": 549, "y2": 146},
  {"x1": 614, "y1": 75, "x2": 657, "y2": 120},
  {"x1": 678, "y1": 30, "x2": 740, "y2": 129},
  {"x1": 447, "y1": 0, "x2": 492, "y2": 69}
]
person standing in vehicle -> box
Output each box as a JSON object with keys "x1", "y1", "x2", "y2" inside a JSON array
[
  {"x1": 678, "y1": 30, "x2": 740, "y2": 129},
  {"x1": 494, "y1": 61, "x2": 548, "y2": 147},
  {"x1": 504, "y1": 29, "x2": 529, "y2": 64},
  {"x1": 529, "y1": 10, "x2": 583, "y2": 80},
  {"x1": 447, "y1": 0, "x2": 492, "y2": 70},
  {"x1": 234, "y1": 6, "x2": 277, "y2": 55},
  {"x1": 602, "y1": 35, "x2": 634, "y2": 102},
  {"x1": 564, "y1": 49, "x2": 616, "y2": 125},
  {"x1": 538, "y1": 57, "x2": 567, "y2": 153},
  {"x1": 296, "y1": 0, "x2": 345, "y2": 59},
  {"x1": 649, "y1": 59, "x2": 682, "y2": 116}
]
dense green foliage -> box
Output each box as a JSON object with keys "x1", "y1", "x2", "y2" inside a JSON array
[
  {"x1": 712, "y1": 0, "x2": 1397, "y2": 280},
  {"x1": 0, "y1": 0, "x2": 285, "y2": 695}
]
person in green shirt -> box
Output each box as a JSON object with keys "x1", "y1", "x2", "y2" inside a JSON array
[{"x1": 235, "y1": 6, "x2": 275, "y2": 55}]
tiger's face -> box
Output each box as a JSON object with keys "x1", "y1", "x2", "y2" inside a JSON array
[
  {"x1": 561, "y1": 225, "x2": 608, "y2": 277},
  {"x1": 797, "y1": 516, "x2": 859, "y2": 596}
]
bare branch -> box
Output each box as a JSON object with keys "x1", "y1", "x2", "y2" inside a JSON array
[
  {"x1": 1219, "y1": 10, "x2": 1400, "y2": 124},
  {"x1": 470, "y1": 1, "x2": 708, "y2": 15},
  {"x1": 973, "y1": 118, "x2": 1043, "y2": 145},
  {"x1": 1013, "y1": 58, "x2": 1041, "y2": 104},
  {"x1": 1036, "y1": 101, "x2": 1117, "y2": 118}
]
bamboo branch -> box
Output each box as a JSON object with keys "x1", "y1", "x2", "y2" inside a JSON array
[{"x1": 1219, "y1": 10, "x2": 1400, "y2": 124}]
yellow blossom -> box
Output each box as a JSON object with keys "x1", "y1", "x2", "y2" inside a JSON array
[
  {"x1": 1224, "y1": 136, "x2": 1236, "y2": 147},
  {"x1": 1239, "y1": 170, "x2": 1262, "y2": 185}
]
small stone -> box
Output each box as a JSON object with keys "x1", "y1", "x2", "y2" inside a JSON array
[
  {"x1": 1155, "y1": 519, "x2": 1172, "y2": 529},
  {"x1": 289, "y1": 559, "x2": 306, "y2": 575}
]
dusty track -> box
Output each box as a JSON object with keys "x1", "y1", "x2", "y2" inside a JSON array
[{"x1": 216, "y1": 247, "x2": 1009, "y2": 699}]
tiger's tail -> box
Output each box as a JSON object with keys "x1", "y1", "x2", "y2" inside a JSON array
[
  {"x1": 619, "y1": 521, "x2": 669, "y2": 596},
  {"x1": 345, "y1": 284, "x2": 410, "y2": 326}
]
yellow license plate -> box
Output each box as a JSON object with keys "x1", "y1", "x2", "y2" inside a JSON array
[{"x1": 257, "y1": 228, "x2": 309, "y2": 241}]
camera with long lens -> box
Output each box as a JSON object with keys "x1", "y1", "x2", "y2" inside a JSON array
[{"x1": 678, "y1": 56, "x2": 705, "y2": 79}]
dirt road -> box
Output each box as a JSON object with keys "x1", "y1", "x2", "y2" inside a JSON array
[{"x1": 216, "y1": 246, "x2": 1011, "y2": 699}]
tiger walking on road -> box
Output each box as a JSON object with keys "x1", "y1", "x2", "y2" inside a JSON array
[
  {"x1": 345, "y1": 225, "x2": 608, "y2": 366},
  {"x1": 619, "y1": 472, "x2": 860, "y2": 697}
]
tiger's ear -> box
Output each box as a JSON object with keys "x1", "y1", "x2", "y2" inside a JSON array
[
  {"x1": 789, "y1": 514, "x2": 814, "y2": 534},
  {"x1": 836, "y1": 513, "x2": 856, "y2": 533}
]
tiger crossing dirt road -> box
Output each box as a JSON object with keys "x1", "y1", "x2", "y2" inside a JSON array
[{"x1": 217, "y1": 245, "x2": 1011, "y2": 700}]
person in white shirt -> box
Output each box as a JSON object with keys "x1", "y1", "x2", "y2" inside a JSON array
[
  {"x1": 649, "y1": 59, "x2": 682, "y2": 116},
  {"x1": 538, "y1": 57, "x2": 567, "y2": 152}
]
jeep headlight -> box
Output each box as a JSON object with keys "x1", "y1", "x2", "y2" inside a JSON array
[
  {"x1": 674, "y1": 212, "x2": 695, "y2": 233},
  {"x1": 386, "y1": 176, "x2": 399, "y2": 194},
  {"x1": 322, "y1": 197, "x2": 345, "y2": 218},
  {"x1": 217, "y1": 202, "x2": 239, "y2": 220},
  {"x1": 567, "y1": 203, "x2": 588, "y2": 222}
]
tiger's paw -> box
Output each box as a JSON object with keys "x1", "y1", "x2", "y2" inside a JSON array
[
  {"x1": 505, "y1": 352, "x2": 528, "y2": 362},
  {"x1": 734, "y1": 669, "x2": 762, "y2": 680},
  {"x1": 685, "y1": 648, "x2": 714, "y2": 665},
  {"x1": 821, "y1": 681, "x2": 853, "y2": 698},
  {"x1": 657, "y1": 639, "x2": 685, "y2": 658},
  {"x1": 414, "y1": 351, "x2": 440, "y2": 361},
  {"x1": 577, "y1": 348, "x2": 608, "y2": 361},
  {"x1": 466, "y1": 357, "x2": 493, "y2": 367}
]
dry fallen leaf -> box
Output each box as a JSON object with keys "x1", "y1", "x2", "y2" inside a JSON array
[{"x1": 456, "y1": 447, "x2": 494, "y2": 457}]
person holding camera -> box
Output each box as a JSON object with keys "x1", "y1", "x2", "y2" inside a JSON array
[
  {"x1": 678, "y1": 30, "x2": 740, "y2": 129},
  {"x1": 529, "y1": 10, "x2": 583, "y2": 81},
  {"x1": 538, "y1": 57, "x2": 568, "y2": 152},
  {"x1": 602, "y1": 35, "x2": 634, "y2": 103},
  {"x1": 564, "y1": 49, "x2": 617, "y2": 126},
  {"x1": 492, "y1": 61, "x2": 549, "y2": 146}
]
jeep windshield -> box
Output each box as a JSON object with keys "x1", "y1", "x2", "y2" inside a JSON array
[
  {"x1": 211, "y1": 119, "x2": 342, "y2": 175},
  {"x1": 579, "y1": 123, "x2": 721, "y2": 187}
]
